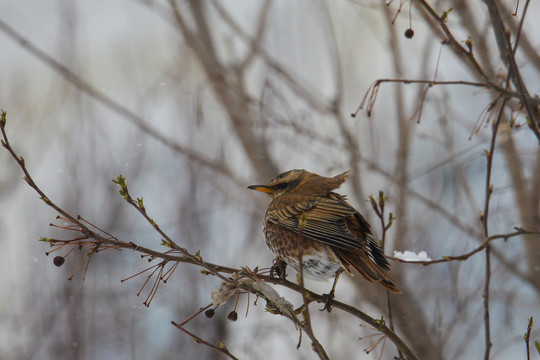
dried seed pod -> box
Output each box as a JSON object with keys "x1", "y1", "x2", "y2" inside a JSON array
[
  {"x1": 227, "y1": 311, "x2": 238, "y2": 322},
  {"x1": 53, "y1": 256, "x2": 65, "y2": 267},
  {"x1": 404, "y1": 29, "x2": 414, "y2": 39}
]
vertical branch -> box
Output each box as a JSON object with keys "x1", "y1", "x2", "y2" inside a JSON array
[
  {"x1": 370, "y1": 191, "x2": 401, "y2": 359},
  {"x1": 502, "y1": 0, "x2": 540, "y2": 291},
  {"x1": 478, "y1": 2, "x2": 533, "y2": 351},
  {"x1": 297, "y1": 213, "x2": 329, "y2": 360},
  {"x1": 524, "y1": 317, "x2": 533, "y2": 360},
  {"x1": 383, "y1": 3, "x2": 411, "y2": 252},
  {"x1": 482, "y1": 0, "x2": 540, "y2": 141},
  {"x1": 482, "y1": 244, "x2": 493, "y2": 360},
  {"x1": 168, "y1": 0, "x2": 279, "y2": 179},
  {"x1": 375, "y1": 24, "x2": 440, "y2": 358},
  {"x1": 481, "y1": 95, "x2": 507, "y2": 360}
]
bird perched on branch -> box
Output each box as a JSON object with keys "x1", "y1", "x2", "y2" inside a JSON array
[{"x1": 248, "y1": 169, "x2": 399, "y2": 310}]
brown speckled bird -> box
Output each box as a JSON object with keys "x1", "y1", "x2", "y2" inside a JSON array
[{"x1": 248, "y1": 169, "x2": 399, "y2": 304}]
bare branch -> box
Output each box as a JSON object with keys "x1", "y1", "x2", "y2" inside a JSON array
[
  {"x1": 0, "y1": 19, "x2": 242, "y2": 186},
  {"x1": 482, "y1": 0, "x2": 540, "y2": 141},
  {"x1": 391, "y1": 227, "x2": 539, "y2": 265}
]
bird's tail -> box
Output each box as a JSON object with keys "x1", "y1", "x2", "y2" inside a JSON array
[{"x1": 334, "y1": 248, "x2": 401, "y2": 293}]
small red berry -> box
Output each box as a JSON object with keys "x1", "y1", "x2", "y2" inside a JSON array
[{"x1": 205, "y1": 309, "x2": 215, "y2": 318}]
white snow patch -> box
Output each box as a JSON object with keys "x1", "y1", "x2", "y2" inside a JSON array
[{"x1": 393, "y1": 250, "x2": 432, "y2": 262}]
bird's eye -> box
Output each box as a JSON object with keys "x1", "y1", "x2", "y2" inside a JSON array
[{"x1": 273, "y1": 182, "x2": 289, "y2": 190}]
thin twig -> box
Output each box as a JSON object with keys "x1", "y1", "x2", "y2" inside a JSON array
[
  {"x1": 391, "y1": 227, "x2": 538, "y2": 265},
  {"x1": 480, "y1": 96, "x2": 506, "y2": 360},
  {"x1": 524, "y1": 317, "x2": 533, "y2": 360},
  {"x1": 171, "y1": 320, "x2": 239, "y2": 360},
  {"x1": 408, "y1": 43, "x2": 445, "y2": 124},
  {"x1": 353, "y1": 78, "x2": 539, "y2": 119},
  {"x1": 369, "y1": 192, "x2": 402, "y2": 359},
  {"x1": 413, "y1": 0, "x2": 489, "y2": 83}
]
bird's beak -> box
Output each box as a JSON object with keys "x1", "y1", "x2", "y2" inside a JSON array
[{"x1": 247, "y1": 185, "x2": 274, "y2": 194}]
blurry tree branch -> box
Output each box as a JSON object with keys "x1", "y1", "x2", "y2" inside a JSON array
[
  {"x1": 413, "y1": 0, "x2": 540, "y2": 141},
  {"x1": 0, "y1": 18, "x2": 243, "y2": 187},
  {"x1": 168, "y1": 0, "x2": 279, "y2": 179},
  {"x1": 207, "y1": 0, "x2": 337, "y2": 115},
  {"x1": 482, "y1": 0, "x2": 540, "y2": 140}
]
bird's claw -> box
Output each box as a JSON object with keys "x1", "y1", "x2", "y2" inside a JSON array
[
  {"x1": 270, "y1": 259, "x2": 288, "y2": 279},
  {"x1": 320, "y1": 290, "x2": 336, "y2": 312}
]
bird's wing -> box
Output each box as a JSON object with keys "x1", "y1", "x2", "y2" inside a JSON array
[{"x1": 266, "y1": 193, "x2": 365, "y2": 250}]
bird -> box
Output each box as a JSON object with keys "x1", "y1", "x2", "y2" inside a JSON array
[{"x1": 248, "y1": 169, "x2": 399, "y2": 309}]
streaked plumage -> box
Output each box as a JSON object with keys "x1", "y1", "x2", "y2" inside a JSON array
[{"x1": 248, "y1": 169, "x2": 399, "y2": 293}]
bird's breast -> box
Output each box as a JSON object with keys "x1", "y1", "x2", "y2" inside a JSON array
[{"x1": 262, "y1": 220, "x2": 342, "y2": 280}]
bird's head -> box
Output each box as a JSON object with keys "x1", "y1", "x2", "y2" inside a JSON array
[{"x1": 247, "y1": 169, "x2": 312, "y2": 199}]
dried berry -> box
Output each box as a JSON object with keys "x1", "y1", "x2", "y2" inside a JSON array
[
  {"x1": 53, "y1": 256, "x2": 65, "y2": 267},
  {"x1": 205, "y1": 309, "x2": 215, "y2": 318},
  {"x1": 227, "y1": 311, "x2": 238, "y2": 322},
  {"x1": 404, "y1": 28, "x2": 414, "y2": 39}
]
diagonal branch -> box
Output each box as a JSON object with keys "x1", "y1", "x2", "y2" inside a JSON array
[
  {"x1": 482, "y1": 0, "x2": 540, "y2": 142},
  {"x1": 0, "y1": 19, "x2": 242, "y2": 186}
]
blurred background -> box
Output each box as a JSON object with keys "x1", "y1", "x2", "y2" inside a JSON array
[{"x1": 1, "y1": 0, "x2": 539, "y2": 359}]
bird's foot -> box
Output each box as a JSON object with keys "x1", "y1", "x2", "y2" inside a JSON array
[
  {"x1": 270, "y1": 259, "x2": 288, "y2": 279},
  {"x1": 320, "y1": 289, "x2": 336, "y2": 312}
]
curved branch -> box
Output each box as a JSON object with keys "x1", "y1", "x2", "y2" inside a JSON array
[{"x1": 391, "y1": 227, "x2": 539, "y2": 265}]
